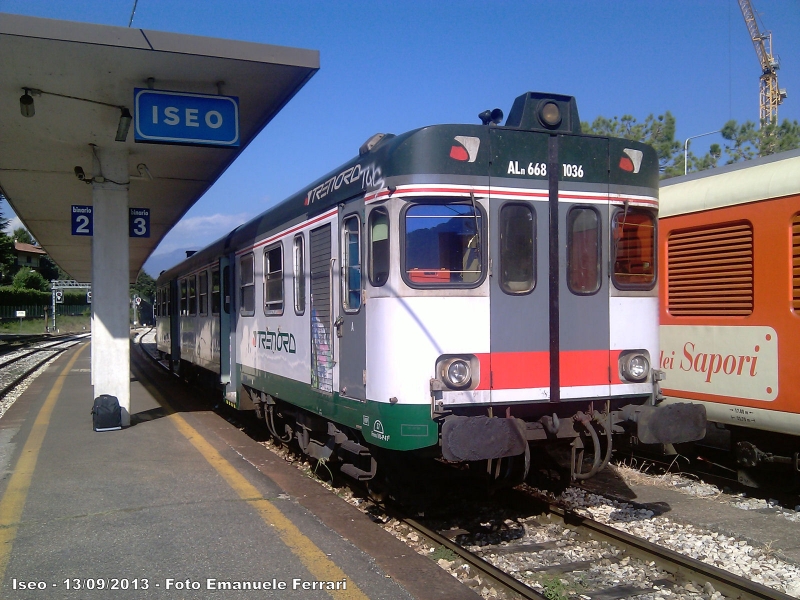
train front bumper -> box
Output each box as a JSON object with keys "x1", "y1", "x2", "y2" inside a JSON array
[{"x1": 438, "y1": 401, "x2": 707, "y2": 462}]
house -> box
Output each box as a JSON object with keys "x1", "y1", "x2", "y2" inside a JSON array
[{"x1": 14, "y1": 241, "x2": 47, "y2": 270}]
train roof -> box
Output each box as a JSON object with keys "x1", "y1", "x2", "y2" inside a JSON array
[
  {"x1": 659, "y1": 147, "x2": 800, "y2": 218},
  {"x1": 157, "y1": 91, "x2": 659, "y2": 285}
]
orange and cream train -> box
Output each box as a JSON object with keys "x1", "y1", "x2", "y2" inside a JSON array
[{"x1": 658, "y1": 148, "x2": 800, "y2": 486}]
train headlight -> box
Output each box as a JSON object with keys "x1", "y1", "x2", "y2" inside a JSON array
[
  {"x1": 442, "y1": 358, "x2": 472, "y2": 390},
  {"x1": 620, "y1": 351, "x2": 650, "y2": 382},
  {"x1": 539, "y1": 101, "x2": 562, "y2": 128}
]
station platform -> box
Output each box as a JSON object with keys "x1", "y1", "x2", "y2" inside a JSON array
[{"x1": 0, "y1": 338, "x2": 478, "y2": 599}]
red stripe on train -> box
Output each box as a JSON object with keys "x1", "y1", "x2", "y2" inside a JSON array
[{"x1": 474, "y1": 350, "x2": 623, "y2": 390}]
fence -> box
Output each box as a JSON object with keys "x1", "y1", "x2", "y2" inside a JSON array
[{"x1": 0, "y1": 304, "x2": 91, "y2": 320}]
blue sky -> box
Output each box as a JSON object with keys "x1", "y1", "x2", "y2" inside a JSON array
[{"x1": 2, "y1": 0, "x2": 799, "y2": 276}]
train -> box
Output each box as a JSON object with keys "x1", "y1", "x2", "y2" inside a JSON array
[
  {"x1": 154, "y1": 91, "x2": 706, "y2": 487},
  {"x1": 658, "y1": 148, "x2": 800, "y2": 487}
]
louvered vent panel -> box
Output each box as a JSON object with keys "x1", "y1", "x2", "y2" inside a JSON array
[
  {"x1": 667, "y1": 222, "x2": 753, "y2": 316},
  {"x1": 793, "y1": 214, "x2": 800, "y2": 311}
]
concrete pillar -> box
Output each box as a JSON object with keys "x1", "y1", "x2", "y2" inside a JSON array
[{"x1": 90, "y1": 146, "x2": 131, "y2": 426}]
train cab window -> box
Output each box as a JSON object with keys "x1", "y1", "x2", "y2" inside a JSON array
[
  {"x1": 293, "y1": 235, "x2": 305, "y2": 315},
  {"x1": 499, "y1": 203, "x2": 536, "y2": 294},
  {"x1": 342, "y1": 215, "x2": 362, "y2": 311},
  {"x1": 369, "y1": 208, "x2": 390, "y2": 287},
  {"x1": 263, "y1": 244, "x2": 283, "y2": 315},
  {"x1": 567, "y1": 206, "x2": 601, "y2": 295},
  {"x1": 179, "y1": 278, "x2": 188, "y2": 315},
  {"x1": 403, "y1": 201, "x2": 484, "y2": 287},
  {"x1": 198, "y1": 271, "x2": 209, "y2": 315},
  {"x1": 188, "y1": 275, "x2": 197, "y2": 315},
  {"x1": 211, "y1": 268, "x2": 221, "y2": 315},
  {"x1": 239, "y1": 253, "x2": 255, "y2": 316},
  {"x1": 612, "y1": 208, "x2": 656, "y2": 289}
]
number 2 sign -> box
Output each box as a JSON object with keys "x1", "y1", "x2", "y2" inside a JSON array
[{"x1": 71, "y1": 205, "x2": 93, "y2": 236}]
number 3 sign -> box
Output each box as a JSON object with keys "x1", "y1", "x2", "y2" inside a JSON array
[{"x1": 129, "y1": 207, "x2": 150, "y2": 238}]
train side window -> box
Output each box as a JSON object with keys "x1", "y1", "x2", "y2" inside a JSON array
[
  {"x1": 403, "y1": 201, "x2": 485, "y2": 287},
  {"x1": 612, "y1": 208, "x2": 656, "y2": 290},
  {"x1": 188, "y1": 275, "x2": 197, "y2": 315},
  {"x1": 239, "y1": 253, "x2": 255, "y2": 316},
  {"x1": 263, "y1": 243, "x2": 284, "y2": 315},
  {"x1": 499, "y1": 203, "x2": 536, "y2": 294},
  {"x1": 211, "y1": 268, "x2": 221, "y2": 315},
  {"x1": 342, "y1": 215, "x2": 362, "y2": 311},
  {"x1": 198, "y1": 271, "x2": 209, "y2": 316},
  {"x1": 369, "y1": 208, "x2": 390, "y2": 287},
  {"x1": 567, "y1": 206, "x2": 601, "y2": 295},
  {"x1": 793, "y1": 213, "x2": 800, "y2": 313},
  {"x1": 179, "y1": 278, "x2": 188, "y2": 315},
  {"x1": 293, "y1": 235, "x2": 305, "y2": 315},
  {"x1": 167, "y1": 284, "x2": 172, "y2": 316}
]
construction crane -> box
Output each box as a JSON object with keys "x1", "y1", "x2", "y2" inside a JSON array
[{"x1": 738, "y1": 0, "x2": 787, "y2": 124}]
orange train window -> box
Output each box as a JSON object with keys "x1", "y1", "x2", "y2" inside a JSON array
[{"x1": 612, "y1": 208, "x2": 656, "y2": 289}]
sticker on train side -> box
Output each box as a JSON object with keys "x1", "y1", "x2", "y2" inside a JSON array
[{"x1": 659, "y1": 325, "x2": 778, "y2": 401}]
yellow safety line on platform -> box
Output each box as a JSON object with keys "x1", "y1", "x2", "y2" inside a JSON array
[
  {"x1": 0, "y1": 343, "x2": 87, "y2": 584},
  {"x1": 167, "y1": 412, "x2": 369, "y2": 600}
]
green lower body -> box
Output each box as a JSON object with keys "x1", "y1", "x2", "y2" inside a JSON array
[{"x1": 237, "y1": 364, "x2": 439, "y2": 451}]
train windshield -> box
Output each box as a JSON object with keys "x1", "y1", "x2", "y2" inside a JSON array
[
  {"x1": 403, "y1": 201, "x2": 484, "y2": 287},
  {"x1": 612, "y1": 207, "x2": 656, "y2": 289}
]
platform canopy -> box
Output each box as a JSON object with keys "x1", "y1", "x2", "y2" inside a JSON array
[{"x1": 0, "y1": 12, "x2": 319, "y2": 283}]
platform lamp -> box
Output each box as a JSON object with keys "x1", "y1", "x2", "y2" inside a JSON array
[
  {"x1": 19, "y1": 88, "x2": 35, "y2": 117},
  {"x1": 115, "y1": 108, "x2": 133, "y2": 142}
]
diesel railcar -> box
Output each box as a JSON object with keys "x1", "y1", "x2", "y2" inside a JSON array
[
  {"x1": 156, "y1": 91, "x2": 706, "y2": 484},
  {"x1": 659, "y1": 148, "x2": 800, "y2": 487}
]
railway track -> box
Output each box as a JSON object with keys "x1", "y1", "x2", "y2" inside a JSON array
[
  {"x1": 0, "y1": 334, "x2": 88, "y2": 402},
  {"x1": 133, "y1": 332, "x2": 797, "y2": 600},
  {"x1": 394, "y1": 494, "x2": 793, "y2": 600}
]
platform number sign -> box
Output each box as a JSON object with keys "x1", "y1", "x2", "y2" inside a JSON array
[
  {"x1": 87, "y1": 290, "x2": 92, "y2": 304},
  {"x1": 71, "y1": 205, "x2": 93, "y2": 236},
  {"x1": 129, "y1": 208, "x2": 150, "y2": 238},
  {"x1": 55, "y1": 290, "x2": 64, "y2": 304}
]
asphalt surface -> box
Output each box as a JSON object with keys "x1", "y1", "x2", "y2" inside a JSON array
[{"x1": 0, "y1": 341, "x2": 478, "y2": 599}]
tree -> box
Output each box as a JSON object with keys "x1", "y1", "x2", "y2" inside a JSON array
[
  {"x1": 13, "y1": 227, "x2": 35, "y2": 245},
  {"x1": 581, "y1": 112, "x2": 683, "y2": 177},
  {"x1": 0, "y1": 195, "x2": 16, "y2": 285},
  {"x1": 131, "y1": 271, "x2": 156, "y2": 303},
  {"x1": 583, "y1": 113, "x2": 800, "y2": 179},
  {"x1": 12, "y1": 267, "x2": 49, "y2": 292}
]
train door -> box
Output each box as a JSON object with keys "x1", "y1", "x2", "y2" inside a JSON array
[
  {"x1": 310, "y1": 223, "x2": 334, "y2": 393},
  {"x1": 337, "y1": 199, "x2": 366, "y2": 401},
  {"x1": 169, "y1": 278, "x2": 180, "y2": 373},
  {"x1": 219, "y1": 254, "x2": 237, "y2": 404},
  {"x1": 557, "y1": 135, "x2": 610, "y2": 400},
  {"x1": 489, "y1": 130, "x2": 610, "y2": 403}
]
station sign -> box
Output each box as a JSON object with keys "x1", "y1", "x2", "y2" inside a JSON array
[
  {"x1": 133, "y1": 88, "x2": 240, "y2": 147},
  {"x1": 129, "y1": 208, "x2": 151, "y2": 238},
  {"x1": 71, "y1": 205, "x2": 93, "y2": 236},
  {"x1": 71, "y1": 205, "x2": 150, "y2": 238}
]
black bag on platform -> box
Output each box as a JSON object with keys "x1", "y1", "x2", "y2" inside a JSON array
[{"x1": 91, "y1": 395, "x2": 122, "y2": 431}]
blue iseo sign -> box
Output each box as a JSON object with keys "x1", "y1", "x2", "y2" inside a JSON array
[
  {"x1": 134, "y1": 89, "x2": 240, "y2": 147},
  {"x1": 129, "y1": 208, "x2": 150, "y2": 238},
  {"x1": 71, "y1": 205, "x2": 93, "y2": 236}
]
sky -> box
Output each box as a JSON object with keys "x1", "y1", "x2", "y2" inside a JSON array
[{"x1": 1, "y1": 0, "x2": 799, "y2": 277}]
